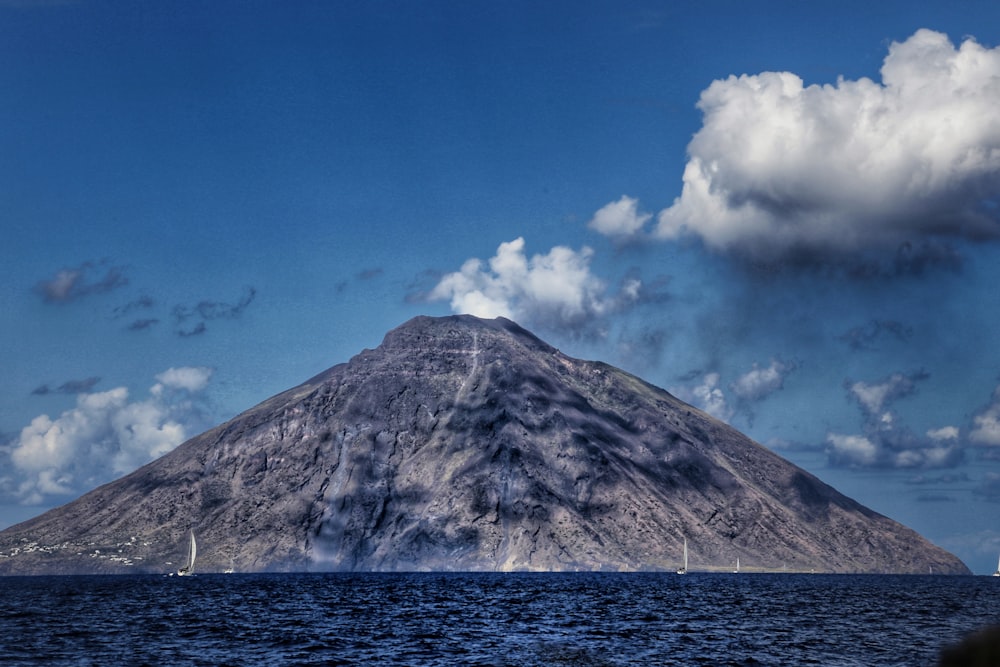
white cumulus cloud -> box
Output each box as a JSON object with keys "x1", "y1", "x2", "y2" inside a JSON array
[
  {"x1": 827, "y1": 370, "x2": 963, "y2": 469},
  {"x1": 691, "y1": 372, "x2": 733, "y2": 422},
  {"x1": 730, "y1": 359, "x2": 794, "y2": 402},
  {"x1": 587, "y1": 195, "x2": 652, "y2": 238},
  {"x1": 927, "y1": 426, "x2": 960, "y2": 442},
  {"x1": 12, "y1": 388, "x2": 130, "y2": 473},
  {"x1": 826, "y1": 434, "x2": 880, "y2": 468},
  {"x1": 848, "y1": 373, "x2": 921, "y2": 415},
  {"x1": 153, "y1": 366, "x2": 213, "y2": 394},
  {"x1": 969, "y1": 385, "x2": 1000, "y2": 446},
  {"x1": 6, "y1": 367, "x2": 213, "y2": 505},
  {"x1": 643, "y1": 29, "x2": 1000, "y2": 261},
  {"x1": 672, "y1": 372, "x2": 733, "y2": 423},
  {"x1": 672, "y1": 360, "x2": 795, "y2": 426},
  {"x1": 428, "y1": 237, "x2": 640, "y2": 331}
]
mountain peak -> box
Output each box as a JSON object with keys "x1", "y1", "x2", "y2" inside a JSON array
[
  {"x1": 0, "y1": 315, "x2": 969, "y2": 575},
  {"x1": 379, "y1": 314, "x2": 558, "y2": 355}
]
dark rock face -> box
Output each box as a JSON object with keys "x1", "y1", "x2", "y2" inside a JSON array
[{"x1": 0, "y1": 315, "x2": 970, "y2": 574}]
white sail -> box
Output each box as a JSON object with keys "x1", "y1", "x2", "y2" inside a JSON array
[
  {"x1": 993, "y1": 554, "x2": 999, "y2": 577},
  {"x1": 676, "y1": 537, "x2": 688, "y2": 575},
  {"x1": 734, "y1": 557, "x2": 740, "y2": 574},
  {"x1": 177, "y1": 531, "x2": 196, "y2": 576}
]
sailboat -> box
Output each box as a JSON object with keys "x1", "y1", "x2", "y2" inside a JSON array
[
  {"x1": 734, "y1": 557, "x2": 740, "y2": 574},
  {"x1": 676, "y1": 537, "x2": 688, "y2": 575},
  {"x1": 176, "y1": 530, "x2": 197, "y2": 576},
  {"x1": 993, "y1": 554, "x2": 999, "y2": 577}
]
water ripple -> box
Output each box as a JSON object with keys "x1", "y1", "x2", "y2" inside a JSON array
[{"x1": 0, "y1": 572, "x2": 997, "y2": 665}]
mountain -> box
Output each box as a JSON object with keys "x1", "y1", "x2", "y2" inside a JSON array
[{"x1": 0, "y1": 315, "x2": 969, "y2": 575}]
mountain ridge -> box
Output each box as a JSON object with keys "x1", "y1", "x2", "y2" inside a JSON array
[{"x1": 0, "y1": 315, "x2": 969, "y2": 574}]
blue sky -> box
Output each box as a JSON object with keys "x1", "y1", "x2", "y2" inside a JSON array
[{"x1": 3, "y1": 0, "x2": 1000, "y2": 573}]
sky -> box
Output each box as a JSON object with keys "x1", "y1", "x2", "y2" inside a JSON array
[{"x1": 2, "y1": 0, "x2": 1000, "y2": 573}]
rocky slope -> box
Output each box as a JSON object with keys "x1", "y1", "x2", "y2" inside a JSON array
[{"x1": 0, "y1": 315, "x2": 969, "y2": 574}]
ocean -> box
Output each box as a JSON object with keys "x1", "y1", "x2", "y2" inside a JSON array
[{"x1": 0, "y1": 572, "x2": 996, "y2": 666}]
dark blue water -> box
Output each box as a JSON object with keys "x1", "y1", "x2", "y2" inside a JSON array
[{"x1": 0, "y1": 572, "x2": 997, "y2": 666}]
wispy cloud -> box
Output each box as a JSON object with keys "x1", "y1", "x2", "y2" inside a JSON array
[
  {"x1": 5, "y1": 367, "x2": 213, "y2": 505},
  {"x1": 172, "y1": 286, "x2": 256, "y2": 337},
  {"x1": 905, "y1": 472, "x2": 971, "y2": 486},
  {"x1": 127, "y1": 318, "x2": 160, "y2": 332},
  {"x1": 34, "y1": 261, "x2": 128, "y2": 303},
  {"x1": 30, "y1": 377, "x2": 101, "y2": 396},
  {"x1": 938, "y1": 529, "x2": 1000, "y2": 566},
  {"x1": 837, "y1": 319, "x2": 914, "y2": 351},
  {"x1": 973, "y1": 473, "x2": 1000, "y2": 502},
  {"x1": 175, "y1": 286, "x2": 257, "y2": 322},
  {"x1": 111, "y1": 295, "x2": 161, "y2": 332},
  {"x1": 614, "y1": 320, "x2": 673, "y2": 369},
  {"x1": 592, "y1": 29, "x2": 1000, "y2": 267},
  {"x1": 357, "y1": 267, "x2": 384, "y2": 281},
  {"x1": 334, "y1": 267, "x2": 386, "y2": 295},
  {"x1": 112, "y1": 295, "x2": 155, "y2": 317},
  {"x1": 905, "y1": 471, "x2": 970, "y2": 502},
  {"x1": 177, "y1": 322, "x2": 207, "y2": 338},
  {"x1": 426, "y1": 237, "x2": 644, "y2": 334}
]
